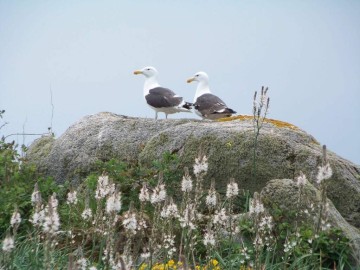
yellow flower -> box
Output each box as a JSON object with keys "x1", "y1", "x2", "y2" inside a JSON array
[
  {"x1": 139, "y1": 263, "x2": 148, "y2": 270},
  {"x1": 167, "y1": 259, "x2": 175, "y2": 267},
  {"x1": 211, "y1": 259, "x2": 219, "y2": 266},
  {"x1": 152, "y1": 263, "x2": 165, "y2": 270}
]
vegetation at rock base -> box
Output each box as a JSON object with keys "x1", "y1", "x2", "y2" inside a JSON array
[
  {"x1": 0, "y1": 140, "x2": 354, "y2": 269},
  {"x1": 1, "y1": 92, "x2": 357, "y2": 270}
]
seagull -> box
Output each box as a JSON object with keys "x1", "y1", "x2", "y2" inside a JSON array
[
  {"x1": 187, "y1": 71, "x2": 236, "y2": 120},
  {"x1": 134, "y1": 66, "x2": 192, "y2": 119}
]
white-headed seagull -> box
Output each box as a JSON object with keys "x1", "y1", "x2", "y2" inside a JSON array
[
  {"x1": 187, "y1": 71, "x2": 236, "y2": 120},
  {"x1": 134, "y1": 66, "x2": 192, "y2": 119}
]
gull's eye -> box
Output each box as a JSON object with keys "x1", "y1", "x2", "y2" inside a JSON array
[
  {"x1": 147, "y1": 68, "x2": 151, "y2": 71},
  {"x1": 196, "y1": 74, "x2": 199, "y2": 77}
]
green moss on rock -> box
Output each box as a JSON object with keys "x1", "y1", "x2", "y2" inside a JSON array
[{"x1": 26, "y1": 135, "x2": 55, "y2": 173}]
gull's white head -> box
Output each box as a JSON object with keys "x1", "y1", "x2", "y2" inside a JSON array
[
  {"x1": 187, "y1": 71, "x2": 209, "y2": 84},
  {"x1": 133, "y1": 66, "x2": 158, "y2": 78}
]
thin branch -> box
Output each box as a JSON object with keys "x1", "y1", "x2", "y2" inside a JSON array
[
  {"x1": 21, "y1": 117, "x2": 28, "y2": 156},
  {"x1": 22, "y1": 117, "x2": 27, "y2": 145},
  {"x1": 322, "y1": 145, "x2": 327, "y2": 165},
  {"x1": 0, "y1": 122, "x2": 8, "y2": 130},
  {"x1": 4, "y1": 132, "x2": 52, "y2": 140},
  {"x1": 50, "y1": 84, "x2": 54, "y2": 132}
]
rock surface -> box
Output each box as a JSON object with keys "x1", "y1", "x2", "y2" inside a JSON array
[
  {"x1": 27, "y1": 112, "x2": 360, "y2": 229},
  {"x1": 261, "y1": 179, "x2": 360, "y2": 265}
]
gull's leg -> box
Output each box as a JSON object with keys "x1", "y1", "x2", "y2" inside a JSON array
[
  {"x1": 165, "y1": 113, "x2": 168, "y2": 119},
  {"x1": 155, "y1": 112, "x2": 158, "y2": 120}
]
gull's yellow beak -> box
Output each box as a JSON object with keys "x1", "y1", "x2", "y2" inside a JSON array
[
  {"x1": 134, "y1": 70, "x2": 143, "y2": 75},
  {"x1": 187, "y1": 77, "x2": 195, "y2": 83}
]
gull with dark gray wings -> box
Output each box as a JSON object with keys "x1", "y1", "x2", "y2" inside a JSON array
[
  {"x1": 187, "y1": 71, "x2": 236, "y2": 120},
  {"x1": 134, "y1": 66, "x2": 192, "y2": 119}
]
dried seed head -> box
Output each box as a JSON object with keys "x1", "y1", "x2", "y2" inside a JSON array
[
  {"x1": 150, "y1": 183, "x2": 166, "y2": 204},
  {"x1": 226, "y1": 178, "x2": 239, "y2": 199},
  {"x1": 193, "y1": 154, "x2": 208, "y2": 177},
  {"x1": 203, "y1": 230, "x2": 216, "y2": 246},
  {"x1": 206, "y1": 180, "x2": 217, "y2": 207},
  {"x1": 31, "y1": 182, "x2": 42, "y2": 206},
  {"x1": 81, "y1": 208, "x2": 92, "y2": 221},
  {"x1": 249, "y1": 193, "x2": 265, "y2": 215},
  {"x1": 66, "y1": 190, "x2": 78, "y2": 205},
  {"x1": 122, "y1": 212, "x2": 138, "y2": 235},
  {"x1": 181, "y1": 168, "x2": 193, "y2": 192},
  {"x1": 105, "y1": 190, "x2": 122, "y2": 214},
  {"x1": 2, "y1": 234, "x2": 15, "y2": 252},
  {"x1": 139, "y1": 183, "x2": 151, "y2": 202},
  {"x1": 95, "y1": 174, "x2": 115, "y2": 200},
  {"x1": 316, "y1": 162, "x2": 333, "y2": 184},
  {"x1": 42, "y1": 194, "x2": 60, "y2": 235},
  {"x1": 10, "y1": 208, "x2": 21, "y2": 228}
]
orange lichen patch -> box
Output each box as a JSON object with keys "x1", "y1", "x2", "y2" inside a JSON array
[
  {"x1": 265, "y1": 118, "x2": 299, "y2": 130},
  {"x1": 216, "y1": 115, "x2": 299, "y2": 130},
  {"x1": 217, "y1": 115, "x2": 253, "y2": 122}
]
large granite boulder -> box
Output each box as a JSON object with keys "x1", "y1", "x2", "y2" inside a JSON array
[
  {"x1": 261, "y1": 179, "x2": 360, "y2": 265},
  {"x1": 27, "y1": 112, "x2": 360, "y2": 229}
]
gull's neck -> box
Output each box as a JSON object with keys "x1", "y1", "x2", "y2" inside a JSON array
[
  {"x1": 194, "y1": 80, "x2": 211, "y2": 101},
  {"x1": 143, "y1": 76, "x2": 160, "y2": 96}
]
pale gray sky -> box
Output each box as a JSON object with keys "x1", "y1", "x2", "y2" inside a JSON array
[{"x1": 1, "y1": 1, "x2": 359, "y2": 164}]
